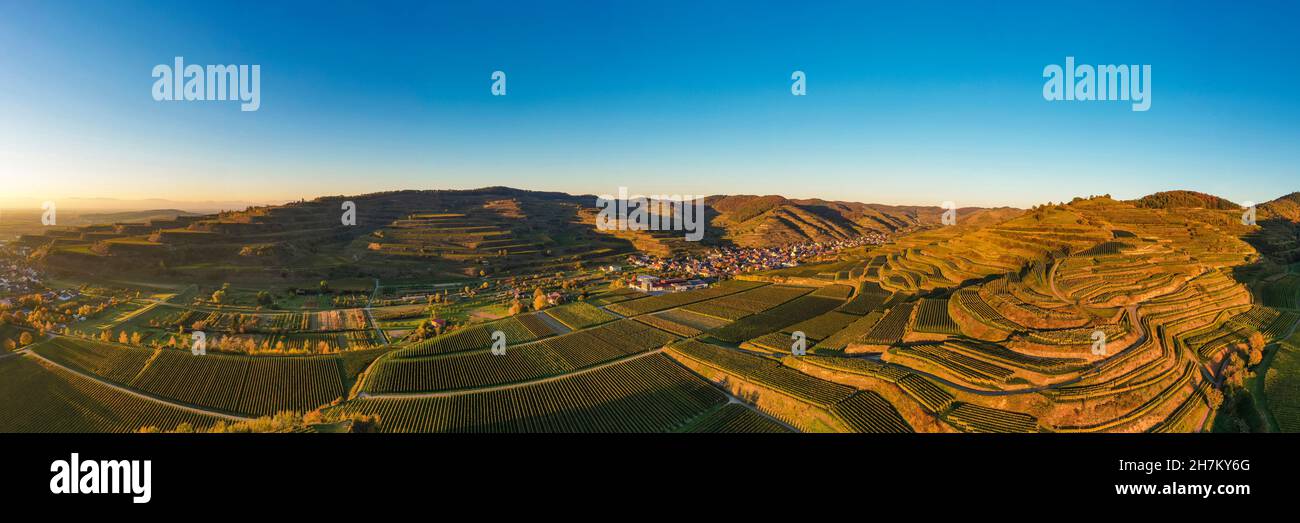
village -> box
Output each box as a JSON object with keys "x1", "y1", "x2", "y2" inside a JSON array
[
  {"x1": 621, "y1": 232, "x2": 889, "y2": 292},
  {"x1": 0, "y1": 248, "x2": 50, "y2": 303}
]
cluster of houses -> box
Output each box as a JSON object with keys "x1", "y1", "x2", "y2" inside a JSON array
[
  {"x1": 508, "y1": 288, "x2": 566, "y2": 306},
  {"x1": 627, "y1": 233, "x2": 889, "y2": 278},
  {"x1": 0, "y1": 260, "x2": 43, "y2": 296},
  {"x1": 631, "y1": 275, "x2": 710, "y2": 293}
]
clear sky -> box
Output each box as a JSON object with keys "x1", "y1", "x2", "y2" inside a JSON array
[{"x1": 1, "y1": 0, "x2": 1297, "y2": 209}]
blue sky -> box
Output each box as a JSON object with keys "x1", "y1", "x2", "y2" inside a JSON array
[{"x1": 1, "y1": 0, "x2": 1297, "y2": 208}]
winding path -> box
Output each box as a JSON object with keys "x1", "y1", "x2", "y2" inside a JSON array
[{"x1": 364, "y1": 278, "x2": 391, "y2": 345}]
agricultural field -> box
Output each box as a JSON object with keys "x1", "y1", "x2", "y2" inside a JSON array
[
  {"x1": 633, "y1": 308, "x2": 730, "y2": 337},
  {"x1": 392, "y1": 312, "x2": 559, "y2": 358},
  {"x1": 23, "y1": 337, "x2": 362, "y2": 418},
  {"x1": 363, "y1": 319, "x2": 677, "y2": 393},
  {"x1": 336, "y1": 354, "x2": 727, "y2": 432},
  {"x1": 856, "y1": 302, "x2": 915, "y2": 347},
  {"x1": 1265, "y1": 343, "x2": 1300, "y2": 432},
  {"x1": 682, "y1": 404, "x2": 793, "y2": 433},
  {"x1": 1262, "y1": 274, "x2": 1300, "y2": 309},
  {"x1": 542, "y1": 302, "x2": 617, "y2": 330},
  {"x1": 605, "y1": 280, "x2": 767, "y2": 316},
  {"x1": 837, "y1": 282, "x2": 892, "y2": 315},
  {"x1": 705, "y1": 289, "x2": 847, "y2": 344},
  {"x1": 0, "y1": 355, "x2": 222, "y2": 432},
  {"x1": 912, "y1": 298, "x2": 960, "y2": 335}
]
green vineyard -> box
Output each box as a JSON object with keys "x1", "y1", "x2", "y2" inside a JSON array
[
  {"x1": 338, "y1": 355, "x2": 727, "y2": 432},
  {"x1": 913, "y1": 298, "x2": 960, "y2": 335},
  {"x1": 683, "y1": 404, "x2": 793, "y2": 433},
  {"x1": 0, "y1": 356, "x2": 222, "y2": 432},
  {"x1": 364, "y1": 319, "x2": 678, "y2": 393}
]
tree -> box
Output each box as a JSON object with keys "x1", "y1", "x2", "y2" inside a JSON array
[
  {"x1": 533, "y1": 291, "x2": 549, "y2": 311},
  {"x1": 1247, "y1": 331, "x2": 1266, "y2": 366},
  {"x1": 508, "y1": 299, "x2": 524, "y2": 316},
  {"x1": 1248, "y1": 346, "x2": 1264, "y2": 367},
  {"x1": 1222, "y1": 354, "x2": 1248, "y2": 390},
  {"x1": 256, "y1": 291, "x2": 274, "y2": 307},
  {"x1": 130, "y1": 332, "x2": 144, "y2": 345},
  {"x1": 19, "y1": 332, "x2": 34, "y2": 347},
  {"x1": 319, "y1": 280, "x2": 330, "y2": 294},
  {"x1": 119, "y1": 331, "x2": 129, "y2": 344},
  {"x1": 211, "y1": 289, "x2": 227, "y2": 304}
]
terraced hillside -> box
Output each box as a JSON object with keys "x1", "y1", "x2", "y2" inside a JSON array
[
  {"x1": 25, "y1": 187, "x2": 637, "y2": 281},
  {"x1": 710, "y1": 194, "x2": 1296, "y2": 432}
]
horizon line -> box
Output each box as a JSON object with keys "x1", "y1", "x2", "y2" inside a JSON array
[{"x1": 0, "y1": 185, "x2": 1294, "y2": 214}]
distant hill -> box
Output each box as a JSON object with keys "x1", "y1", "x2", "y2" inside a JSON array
[
  {"x1": 705, "y1": 195, "x2": 940, "y2": 248},
  {"x1": 18, "y1": 186, "x2": 1002, "y2": 281},
  {"x1": 74, "y1": 209, "x2": 201, "y2": 225},
  {"x1": 1260, "y1": 192, "x2": 1300, "y2": 222},
  {"x1": 1133, "y1": 190, "x2": 1240, "y2": 210}
]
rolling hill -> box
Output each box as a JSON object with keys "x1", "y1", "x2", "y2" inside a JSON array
[
  {"x1": 19, "y1": 187, "x2": 990, "y2": 280},
  {"x1": 1134, "y1": 190, "x2": 1241, "y2": 210}
]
